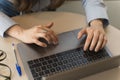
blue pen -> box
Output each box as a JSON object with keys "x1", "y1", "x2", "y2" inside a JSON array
[{"x1": 12, "y1": 43, "x2": 22, "y2": 76}]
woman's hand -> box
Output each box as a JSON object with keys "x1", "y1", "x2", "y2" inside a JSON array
[
  {"x1": 6, "y1": 22, "x2": 58, "y2": 47},
  {"x1": 77, "y1": 19, "x2": 107, "y2": 52}
]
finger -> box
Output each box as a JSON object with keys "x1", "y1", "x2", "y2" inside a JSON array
[
  {"x1": 36, "y1": 33, "x2": 51, "y2": 44},
  {"x1": 84, "y1": 31, "x2": 94, "y2": 51},
  {"x1": 90, "y1": 31, "x2": 99, "y2": 51},
  {"x1": 45, "y1": 22, "x2": 54, "y2": 28},
  {"x1": 77, "y1": 28, "x2": 86, "y2": 39},
  {"x1": 95, "y1": 34, "x2": 104, "y2": 52},
  {"x1": 51, "y1": 32, "x2": 58, "y2": 44},
  {"x1": 101, "y1": 36, "x2": 107, "y2": 49},
  {"x1": 42, "y1": 27, "x2": 58, "y2": 44},
  {"x1": 42, "y1": 27, "x2": 53, "y2": 32},
  {"x1": 47, "y1": 31, "x2": 58, "y2": 44},
  {"x1": 33, "y1": 39, "x2": 47, "y2": 47}
]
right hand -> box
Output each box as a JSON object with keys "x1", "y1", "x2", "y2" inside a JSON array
[{"x1": 7, "y1": 22, "x2": 58, "y2": 47}]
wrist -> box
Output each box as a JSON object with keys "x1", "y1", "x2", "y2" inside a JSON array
[
  {"x1": 6, "y1": 25, "x2": 25, "y2": 39},
  {"x1": 90, "y1": 19, "x2": 103, "y2": 27}
]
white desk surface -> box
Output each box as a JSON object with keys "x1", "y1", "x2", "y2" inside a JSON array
[{"x1": 0, "y1": 12, "x2": 120, "y2": 80}]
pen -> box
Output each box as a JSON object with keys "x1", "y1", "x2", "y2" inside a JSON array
[{"x1": 12, "y1": 43, "x2": 22, "y2": 76}]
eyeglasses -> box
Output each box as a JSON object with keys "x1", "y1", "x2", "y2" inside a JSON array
[{"x1": 0, "y1": 50, "x2": 12, "y2": 80}]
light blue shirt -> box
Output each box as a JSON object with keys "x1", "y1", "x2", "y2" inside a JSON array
[{"x1": 0, "y1": 0, "x2": 109, "y2": 37}]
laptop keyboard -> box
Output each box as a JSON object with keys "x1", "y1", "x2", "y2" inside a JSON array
[{"x1": 27, "y1": 47, "x2": 110, "y2": 80}]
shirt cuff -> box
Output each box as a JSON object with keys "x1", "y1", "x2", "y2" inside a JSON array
[
  {"x1": 84, "y1": 1, "x2": 109, "y2": 27},
  {"x1": 89, "y1": 18, "x2": 109, "y2": 27},
  {"x1": 0, "y1": 12, "x2": 18, "y2": 37}
]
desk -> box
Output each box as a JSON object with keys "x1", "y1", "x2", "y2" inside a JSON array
[{"x1": 0, "y1": 12, "x2": 120, "y2": 80}]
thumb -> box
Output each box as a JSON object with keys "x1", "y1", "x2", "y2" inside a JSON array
[
  {"x1": 46, "y1": 22, "x2": 54, "y2": 28},
  {"x1": 77, "y1": 28, "x2": 86, "y2": 39}
]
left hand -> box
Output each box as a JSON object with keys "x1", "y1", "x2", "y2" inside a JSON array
[{"x1": 77, "y1": 19, "x2": 107, "y2": 52}]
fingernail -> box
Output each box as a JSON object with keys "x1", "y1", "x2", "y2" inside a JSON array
[
  {"x1": 84, "y1": 48, "x2": 87, "y2": 51},
  {"x1": 90, "y1": 47, "x2": 93, "y2": 51},
  {"x1": 95, "y1": 49, "x2": 98, "y2": 52}
]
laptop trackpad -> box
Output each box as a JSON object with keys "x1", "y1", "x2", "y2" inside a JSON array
[{"x1": 44, "y1": 29, "x2": 86, "y2": 56}]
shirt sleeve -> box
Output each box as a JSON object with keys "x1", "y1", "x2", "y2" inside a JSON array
[
  {"x1": 82, "y1": 0, "x2": 109, "y2": 27},
  {"x1": 0, "y1": 12, "x2": 17, "y2": 37}
]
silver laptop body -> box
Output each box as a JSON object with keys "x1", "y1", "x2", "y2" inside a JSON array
[{"x1": 17, "y1": 29, "x2": 120, "y2": 80}]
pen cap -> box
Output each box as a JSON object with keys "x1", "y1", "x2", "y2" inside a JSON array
[{"x1": 16, "y1": 64, "x2": 22, "y2": 76}]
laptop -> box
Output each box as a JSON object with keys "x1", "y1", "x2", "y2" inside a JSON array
[{"x1": 17, "y1": 28, "x2": 120, "y2": 80}]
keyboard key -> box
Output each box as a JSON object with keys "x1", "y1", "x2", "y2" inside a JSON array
[
  {"x1": 35, "y1": 67, "x2": 41, "y2": 72},
  {"x1": 44, "y1": 70, "x2": 50, "y2": 75},
  {"x1": 41, "y1": 66, "x2": 47, "y2": 70},
  {"x1": 34, "y1": 59, "x2": 39, "y2": 63},
  {"x1": 48, "y1": 60, "x2": 53, "y2": 64},
  {"x1": 42, "y1": 61, "x2": 48, "y2": 65},
  {"x1": 28, "y1": 61, "x2": 33, "y2": 65},
  {"x1": 53, "y1": 58, "x2": 58, "y2": 62},
  {"x1": 32, "y1": 72, "x2": 39, "y2": 78},
  {"x1": 39, "y1": 58, "x2": 44, "y2": 62},
  {"x1": 47, "y1": 65, "x2": 52, "y2": 69},
  {"x1": 44, "y1": 56, "x2": 50, "y2": 60},
  {"x1": 56, "y1": 67, "x2": 61, "y2": 71},
  {"x1": 52, "y1": 63, "x2": 58, "y2": 67},
  {"x1": 50, "y1": 68, "x2": 56, "y2": 73},
  {"x1": 38, "y1": 71, "x2": 44, "y2": 76}
]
